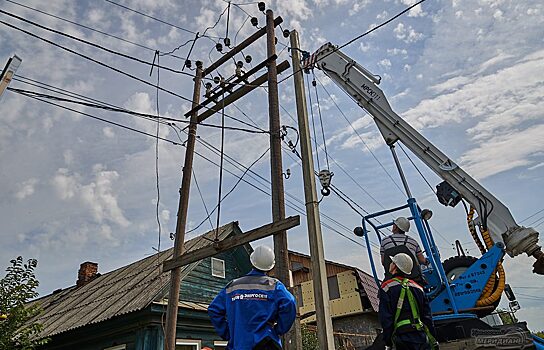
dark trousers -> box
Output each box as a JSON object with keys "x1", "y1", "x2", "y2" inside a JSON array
[
  {"x1": 253, "y1": 337, "x2": 282, "y2": 350},
  {"x1": 394, "y1": 332, "x2": 431, "y2": 350}
]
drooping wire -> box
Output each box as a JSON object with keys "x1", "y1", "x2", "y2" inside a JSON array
[
  {"x1": 305, "y1": 73, "x2": 321, "y2": 170},
  {"x1": 225, "y1": 2, "x2": 231, "y2": 41},
  {"x1": 104, "y1": 0, "x2": 204, "y2": 37},
  {"x1": 398, "y1": 143, "x2": 436, "y2": 194},
  {"x1": 277, "y1": 0, "x2": 427, "y2": 85},
  {"x1": 312, "y1": 72, "x2": 330, "y2": 171},
  {"x1": 0, "y1": 10, "x2": 192, "y2": 73},
  {"x1": 192, "y1": 169, "x2": 215, "y2": 232},
  {"x1": 154, "y1": 52, "x2": 162, "y2": 253},
  {"x1": 8, "y1": 87, "x2": 269, "y2": 134},
  {"x1": 214, "y1": 94, "x2": 227, "y2": 241},
  {"x1": 187, "y1": 147, "x2": 270, "y2": 235},
  {"x1": 314, "y1": 75, "x2": 405, "y2": 196}
]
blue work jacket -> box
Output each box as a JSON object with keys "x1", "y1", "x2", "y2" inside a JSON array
[{"x1": 208, "y1": 269, "x2": 297, "y2": 350}]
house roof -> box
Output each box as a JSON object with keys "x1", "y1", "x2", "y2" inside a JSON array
[{"x1": 30, "y1": 222, "x2": 241, "y2": 338}]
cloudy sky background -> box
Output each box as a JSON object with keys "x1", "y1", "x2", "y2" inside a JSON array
[{"x1": 1, "y1": 0, "x2": 544, "y2": 330}]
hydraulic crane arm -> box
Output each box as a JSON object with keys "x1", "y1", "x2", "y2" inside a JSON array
[{"x1": 307, "y1": 42, "x2": 544, "y2": 274}]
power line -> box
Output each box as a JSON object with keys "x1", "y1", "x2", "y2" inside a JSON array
[
  {"x1": 314, "y1": 75, "x2": 405, "y2": 196},
  {"x1": 277, "y1": 0, "x2": 427, "y2": 85},
  {"x1": 519, "y1": 208, "x2": 544, "y2": 224},
  {"x1": 187, "y1": 147, "x2": 270, "y2": 235},
  {"x1": 3, "y1": 0, "x2": 187, "y2": 59},
  {"x1": 0, "y1": 9, "x2": 192, "y2": 75},
  {"x1": 154, "y1": 53, "x2": 162, "y2": 253},
  {"x1": 8, "y1": 87, "x2": 269, "y2": 134},
  {"x1": 103, "y1": 0, "x2": 208, "y2": 37}
]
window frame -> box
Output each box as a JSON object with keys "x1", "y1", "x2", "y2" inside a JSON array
[
  {"x1": 211, "y1": 257, "x2": 226, "y2": 278},
  {"x1": 175, "y1": 339, "x2": 201, "y2": 350}
]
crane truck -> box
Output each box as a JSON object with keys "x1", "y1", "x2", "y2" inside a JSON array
[{"x1": 304, "y1": 43, "x2": 544, "y2": 350}]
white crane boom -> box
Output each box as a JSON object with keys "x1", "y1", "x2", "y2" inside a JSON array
[{"x1": 308, "y1": 43, "x2": 544, "y2": 273}]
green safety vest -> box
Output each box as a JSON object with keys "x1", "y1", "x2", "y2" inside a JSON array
[{"x1": 392, "y1": 278, "x2": 438, "y2": 349}]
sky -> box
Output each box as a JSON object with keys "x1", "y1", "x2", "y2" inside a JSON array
[{"x1": 1, "y1": 0, "x2": 543, "y2": 331}]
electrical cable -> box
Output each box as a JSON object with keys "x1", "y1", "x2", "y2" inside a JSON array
[
  {"x1": 8, "y1": 87, "x2": 269, "y2": 134},
  {"x1": 398, "y1": 143, "x2": 436, "y2": 194},
  {"x1": 103, "y1": 0, "x2": 208, "y2": 37},
  {"x1": 306, "y1": 73, "x2": 321, "y2": 170},
  {"x1": 214, "y1": 95, "x2": 227, "y2": 240},
  {"x1": 519, "y1": 208, "x2": 544, "y2": 224},
  {"x1": 154, "y1": 52, "x2": 162, "y2": 254},
  {"x1": 277, "y1": 0, "x2": 427, "y2": 85},
  {"x1": 192, "y1": 169, "x2": 216, "y2": 232},
  {"x1": 315, "y1": 75, "x2": 405, "y2": 196},
  {"x1": 187, "y1": 147, "x2": 270, "y2": 235},
  {"x1": 2, "y1": 0, "x2": 190, "y2": 60},
  {"x1": 312, "y1": 72, "x2": 330, "y2": 170},
  {"x1": 0, "y1": 10, "x2": 193, "y2": 75}
]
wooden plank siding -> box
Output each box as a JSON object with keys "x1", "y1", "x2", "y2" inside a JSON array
[{"x1": 180, "y1": 249, "x2": 252, "y2": 304}]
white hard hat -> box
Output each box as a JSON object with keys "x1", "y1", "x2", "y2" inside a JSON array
[
  {"x1": 390, "y1": 253, "x2": 414, "y2": 275},
  {"x1": 250, "y1": 245, "x2": 275, "y2": 271},
  {"x1": 393, "y1": 217, "x2": 410, "y2": 232}
]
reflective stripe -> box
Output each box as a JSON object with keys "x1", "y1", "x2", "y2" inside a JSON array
[
  {"x1": 226, "y1": 275, "x2": 277, "y2": 294},
  {"x1": 382, "y1": 280, "x2": 401, "y2": 292}
]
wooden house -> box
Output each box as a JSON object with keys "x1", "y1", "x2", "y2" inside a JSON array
[
  {"x1": 283, "y1": 251, "x2": 381, "y2": 350},
  {"x1": 30, "y1": 222, "x2": 252, "y2": 350}
]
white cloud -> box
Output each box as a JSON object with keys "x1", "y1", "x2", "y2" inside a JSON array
[
  {"x1": 161, "y1": 209, "x2": 170, "y2": 221},
  {"x1": 393, "y1": 23, "x2": 424, "y2": 43},
  {"x1": 349, "y1": 0, "x2": 372, "y2": 16},
  {"x1": 103, "y1": 127, "x2": 115, "y2": 138},
  {"x1": 400, "y1": 0, "x2": 426, "y2": 17},
  {"x1": 460, "y1": 125, "x2": 544, "y2": 179},
  {"x1": 52, "y1": 166, "x2": 130, "y2": 227},
  {"x1": 378, "y1": 58, "x2": 392, "y2": 70},
  {"x1": 15, "y1": 178, "x2": 39, "y2": 200}
]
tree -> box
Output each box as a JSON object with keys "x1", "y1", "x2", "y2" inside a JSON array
[
  {"x1": 0, "y1": 256, "x2": 48, "y2": 349},
  {"x1": 301, "y1": 325, "x2": 320, "y2": 350}
]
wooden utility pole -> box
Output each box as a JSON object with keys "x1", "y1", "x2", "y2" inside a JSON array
[
  {"x1": 266, "y1": 8, "x2": 289, "y2": 294},
  {"x1": 266, "y1": 10, "x2": 300, "y2": 350},
  {"x1": 164, "y1": 65, "x2": 203, "y2": 350},
  {"x1": 163, "y1": 14, "x2": 294, "y2": 350},
  {"x1": 290, "y1": 30, "x2": 336, "y2": 349}
]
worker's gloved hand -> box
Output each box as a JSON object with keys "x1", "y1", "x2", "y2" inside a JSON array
[{"x1": 385, "y1": 346, "x2": 393, "y2": 350}]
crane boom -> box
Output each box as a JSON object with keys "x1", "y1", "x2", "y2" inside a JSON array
[{"x1": 308, "y1": 42, "x2": 544, "y2": 274}]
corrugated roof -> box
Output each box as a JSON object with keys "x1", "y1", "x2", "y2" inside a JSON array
[
  {"x1": 30, "y1": 222, "x2": 239, "y2": 338},
  {"x1": 355, "y1": 269, "x2": 380, "y2": 312}
]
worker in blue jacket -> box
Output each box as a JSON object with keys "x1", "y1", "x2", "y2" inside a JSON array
[
  {"x1": 379, "y1": 253, "x2": 437, "y2": 350},
  {"x1": 208, "y1": 245, "x2": 297, "y2": 350}
]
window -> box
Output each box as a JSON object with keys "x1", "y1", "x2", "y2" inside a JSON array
[
  {"x1": 214, "y1": 340, "x2": 228, "y2": 350},
  {"x1": 327, "y1": 275, "x2": 340, "y2": 300},
  {"x1": 104, "y1": 346, "x2": 126, "y2": 350},
  {"x1": 176, "y1": 339, "x2": 201, "y2": 350},
  {"x1": 211, "y1": 257, "x2": 226, "y2": 278}
]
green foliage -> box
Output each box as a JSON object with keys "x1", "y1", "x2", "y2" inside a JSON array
[
  {"x1": 301, "y1": 325, "x2": 320, "y2": 350},
  {"x1": 496, "y1": 308, "x2": 518, "y2": 325},
  {"x1": 534, "y1": 331, "x2": 544, "y2": 339},
  {"x1": 0, "y1": 256, "x2": 48, "y2": 350}
]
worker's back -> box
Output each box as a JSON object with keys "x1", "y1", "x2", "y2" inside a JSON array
[{"x1": 208, "y1": 269, "x2": 296, "y2": 350}]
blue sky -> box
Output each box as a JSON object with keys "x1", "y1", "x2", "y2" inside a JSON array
[{"x1": 1, "y1": 0, "x2": 543, "y2": 330}]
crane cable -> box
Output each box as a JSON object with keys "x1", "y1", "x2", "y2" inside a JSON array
[{"x1": 466, "y1": 206, "x2": 505, "y2": 306}]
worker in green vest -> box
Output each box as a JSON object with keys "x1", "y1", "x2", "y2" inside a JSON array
[{"x1": 379, "y1": 253, "x2": 438, "y2": 350}]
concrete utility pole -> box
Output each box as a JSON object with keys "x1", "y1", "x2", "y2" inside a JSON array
[
  {"x1": 290, "y1": 30, "x2": 336, "y2": 350},
  {"x1": 164, "y1": 65, "x2": 203, "y2": 350}
]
